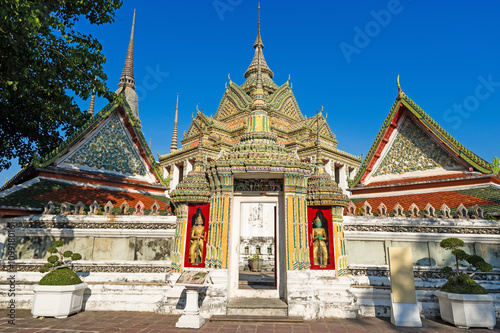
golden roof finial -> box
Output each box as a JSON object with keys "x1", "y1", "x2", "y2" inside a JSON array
[
  {"x1": 397, "y1": 73, "x2": 405, "y2": 98},
  {"x1": 258, "y1": 2, "x2": 261, "y2": 36},
  {"x1": 254, "y1": 2, "x2": 263, "y2": 49}
]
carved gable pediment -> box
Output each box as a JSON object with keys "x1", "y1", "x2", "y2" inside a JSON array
[
  {"x1": 58, "y1": 112, "x2": 150, "y2": 178},
  {"x1": 372, "y1": 116, "x2": 462, "y2": 178}
]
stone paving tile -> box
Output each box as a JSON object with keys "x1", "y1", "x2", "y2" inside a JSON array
[{"x1": 1, "y1": 310, "x2": 499, "y2": 332}]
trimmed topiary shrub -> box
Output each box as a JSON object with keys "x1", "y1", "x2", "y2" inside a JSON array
[
  {"x1": 439, "y1": 237, "x2": 492, "y2": 294},
  {"x1": 39, "y1": 240, "x2": 83, "y2": 285},
  {"x1": 39, "y1": 267, "x2": 82, "y2": 286}
]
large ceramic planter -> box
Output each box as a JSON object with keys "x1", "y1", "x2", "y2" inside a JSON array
[
  {"x1": 434, "y1": 290, "x2": 496, "y2": 329},
  {"x1": 248, "y1": 258, "x2": 263, "y2": 272},
  {"x1": 32, "y1": 283, "x2": 88, "y2": 319}
]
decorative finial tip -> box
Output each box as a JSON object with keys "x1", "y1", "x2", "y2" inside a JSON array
[{"x1": 397, "y1": 73, "x2": 405, "y2": 97}]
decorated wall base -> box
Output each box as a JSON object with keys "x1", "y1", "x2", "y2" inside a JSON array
[
  {"x1": 286, "y1": 270, "x2": 356, "y2": 320},
  {"x1": 3, "y1": 268, "x2": 500, "y2": 320}
]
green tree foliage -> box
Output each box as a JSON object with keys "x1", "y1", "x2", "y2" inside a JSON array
[
  {"x1": 439, "y1": 237, "x2": 493, "y2": 294},
  {"x1": 40, "y1": 239, "x2": 82, "y2": 273},
  {"x1": 0, "y1": 0, "x2": 122, "y2": 171}
]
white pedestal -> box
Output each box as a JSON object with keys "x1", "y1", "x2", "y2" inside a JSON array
[
  {"x1": 390, "y1": 294, "x2": 422, "y2": 327},
  {"x1": 175, "y1": 286, "x2": 205, "y2": 329}
]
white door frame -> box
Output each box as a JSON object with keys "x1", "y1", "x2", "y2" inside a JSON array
[{"x1": 228, "y1": 195, "x2": 284, "y2": 298}]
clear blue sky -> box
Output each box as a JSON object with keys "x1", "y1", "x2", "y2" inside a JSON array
[{"x1": 2, "y1": 0, "x2": 500, "y2": 182}]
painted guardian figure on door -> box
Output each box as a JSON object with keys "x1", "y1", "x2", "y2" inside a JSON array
[
  {"x1": 307, "y1": 206, "x2": 335, "y2": 270},
  {"x1": 184, "y1": 204, "x2": 210, "y2": 267}
]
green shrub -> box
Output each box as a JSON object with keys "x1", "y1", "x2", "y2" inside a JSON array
[
  {"x1": 439, "y1": 237, "x2": 492, "y2": 294},
  {"x1": 441, "y1": 273, "x2": 487, "y2": 294},
  {"x1": 39, "y1": 268, "x2": 82, "y2": 286},
  {"x1": 39, "y1": 240, "x2": 82, "y2": 275}
]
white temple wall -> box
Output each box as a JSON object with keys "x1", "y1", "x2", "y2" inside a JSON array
[
  {"x1": 1, "y1": 214, "x2": 500, "y2": 319},
  {"x1": 170, "y1": 163, "x2": 180, "y2": 190}
]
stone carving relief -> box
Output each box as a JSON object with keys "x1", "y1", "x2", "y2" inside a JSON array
[
  {"x1": 362, "y1": 201, "x2": 372, "y2": 217},
  {"x1": 133, "y1": 201, "x2": 145, "y2": 216},
  {"x1": 393, "y1": 203, "x2": 404, "y2": 217},
  {"x1": 119, "y1": 201, "x2": 130, "y2": 215},
  {"x1": 472, "y1": 204, "x2": 484, "y2": 219},
  {"x1": 347, "y1": 201, "x2": 356, "y2": 216},
  {"x1": 439, "y1": 204, "x2": 451, "y2": 219},
  {"x1": 60, "y1": 202, "x2": 71, "y2": 215},
  {"x1": 43, "y1": 201, "x2": 55, "y2": 215},
  {"x1": 457, "y1": 203, "x2": 468, "y2": 219},
  {"x1": 74, "y1": 201, "x2": 85, "y2": 215},
  {"x1": 409, "y1": 203, "x2": 420, "y2": 218},
  {"x1": 150, "y1": 201, "x2": 160, "y2": 216},
  {"x1": 424, "y1": 203, "x2": 436, "y2": 218},
  {"x1": 234, "y1": 179, "x2": 282, "y2": 192},
  {"x1": 104, "y1": 201, "x2": 114, "y2": 215},
  {"x1": 377, "y1": 202, "x2": 388, "y2": 217},
  {"x1": 89, "y1": 201, "x2": 99, "y2": 215}
]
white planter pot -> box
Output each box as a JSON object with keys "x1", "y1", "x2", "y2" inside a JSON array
[
  {"x1": 434, "y1": 290, "x2": 496, "y2": 329},
  {"x1": 32, "y1": 283, "x2": 88, "y2": 319}
]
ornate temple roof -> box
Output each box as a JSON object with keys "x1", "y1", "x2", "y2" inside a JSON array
[
  {"x1": 170, "y1": 159, "x2": 211, "y2": 204},
  {"x1": 351, "y1": 76, "x2": 498, "y2": 188},
  {"x1": 307, "y1": 110, "x2": 348, "y2": 207},
  {"x1": 307, "y1": 164, "x2": 349, "y2": 207},
  {"x1": 170, "y1": 119, "x2": 211, "y2": 204},
  {"x1": 159, "y1": 4, "x2": 361, "y2": 186},
  {"x1": 241, "y1": 3, "x2": 279, "y2": 95},
  {"x1": 1, "y1": 11, "x2": 166, "y2": 194}
]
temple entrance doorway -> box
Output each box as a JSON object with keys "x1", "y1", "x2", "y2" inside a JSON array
[{"x1": 229, "y1": 196, "x2": 284, "y2": 299}]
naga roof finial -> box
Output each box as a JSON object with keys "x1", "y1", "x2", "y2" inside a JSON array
[{"x1": 397, "y1": 73, "x2": 405, "y2": 98}]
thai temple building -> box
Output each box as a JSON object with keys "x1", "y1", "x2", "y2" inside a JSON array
[{"x1": 0, "y1": 6, "x2": 499, "y2": 320}]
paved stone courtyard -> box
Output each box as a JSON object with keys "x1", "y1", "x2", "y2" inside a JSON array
[{"x1": 1, "y1": 310, "x2": 499, "y2": 332}]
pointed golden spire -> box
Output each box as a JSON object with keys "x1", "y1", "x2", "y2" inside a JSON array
[
  {"x1": 254, "y1": 2, "x2": 263, "y2": 48},
  {"x1": 118, "y1": 10, "x2": 136, "y2": 90},
  {"x1": 170, "y1": 93, "x2": 179, "y2": 152},
  {"x1": 244, "y1": 3, "x2": 274, "y2": 81}
]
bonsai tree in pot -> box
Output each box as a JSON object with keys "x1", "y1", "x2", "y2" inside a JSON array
[
  {"x1": 434, "y1": 237, "x2": 496, "y2": 329},
  {"x1": 32, "y1": 240, "x2": 87, "y2": 319}
]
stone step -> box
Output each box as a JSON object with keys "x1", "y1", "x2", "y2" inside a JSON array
[
  {"x1": 210, "y1": 315, "x2": 303, "y2": 323},
  {"x1": 226, "y1": 298, "x2": 288, "y2": 317}
]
